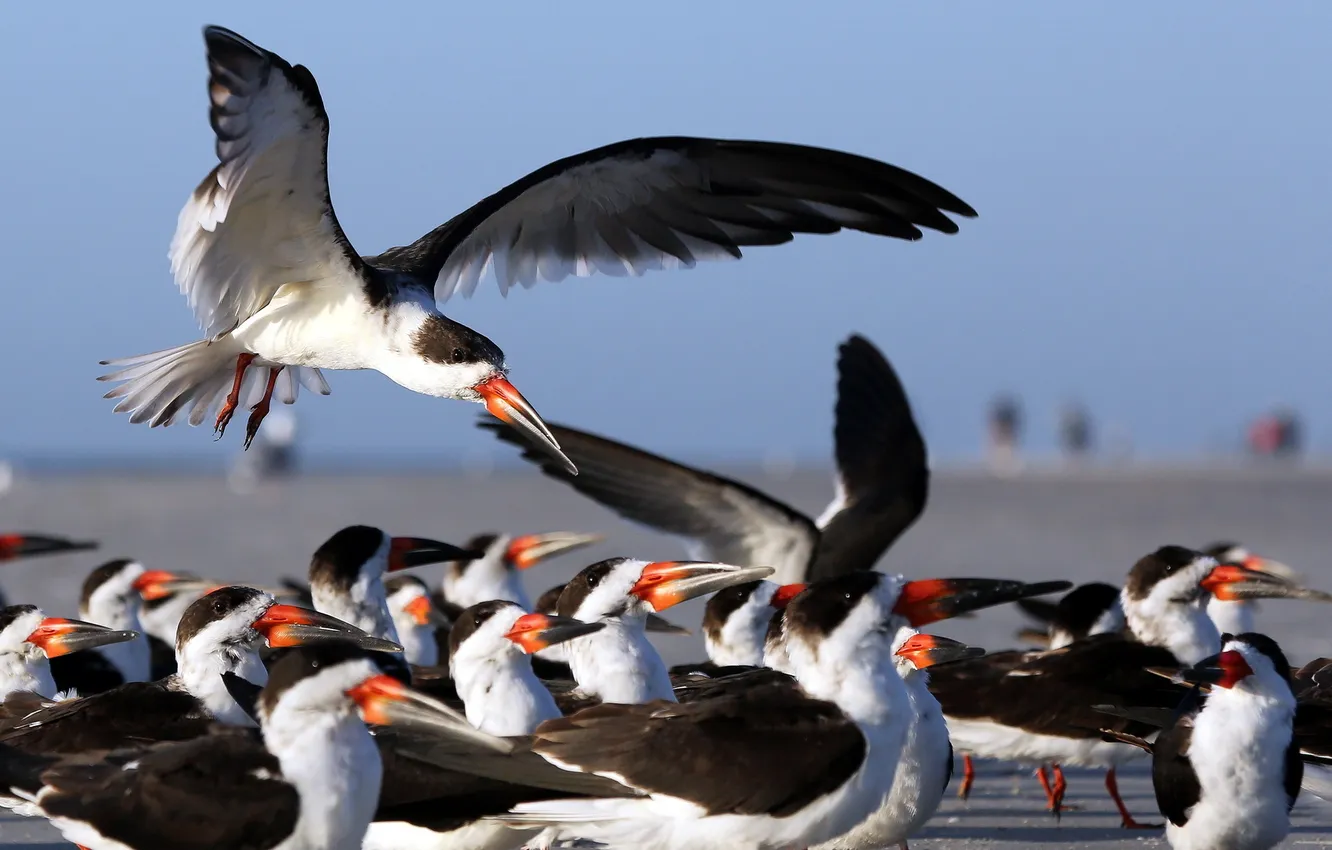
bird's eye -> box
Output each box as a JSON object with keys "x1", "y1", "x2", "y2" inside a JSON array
[
  {"x1": 586, "y1": 574, "x2": 600, "y2": 589},
  {"x1": 451, "y1": 347, "x2": 465, "y2": 363},
  {"x1": 213, "y1": 598, "x2": 227, "y2": 614}
]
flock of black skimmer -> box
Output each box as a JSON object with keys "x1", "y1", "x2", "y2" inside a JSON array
[{"x1": 5, "y1": 19, "x2": 1308, "y2": 850}]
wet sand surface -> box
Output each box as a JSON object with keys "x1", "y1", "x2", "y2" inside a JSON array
[{"x1": 1, "y1": 466, "x2": 1331, "y2": 847}]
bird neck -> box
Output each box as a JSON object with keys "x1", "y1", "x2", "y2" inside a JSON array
[
  {"x1": 452, "y1": 649, "x2": 561, "y2": 736},
  {"x1": 566, "y1": 619, "x2": 674, "y2": 704},
  {"x1": 177, "y1": 641, "x2": 265, "y2": 726},
  {"x1": 0, "y1": 651, "x2": 55, "y2": 701}
]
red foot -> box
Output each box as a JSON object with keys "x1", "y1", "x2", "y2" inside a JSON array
[
  {"x1": 958, "y1": 753, "x2": 975, "y2": 799},
  {"x1": 1106, "y1": 767, "x2": 1161, "y2": 829},
  {"x1": 1036, "y1": 765, "x2": 1060, "y2": 819},
  {"x1": 215, "y1": 353, "x2": 257, "y2": 439},
  {"x1": 243, "y1": 367, "x2": 284, "y2": 449}
]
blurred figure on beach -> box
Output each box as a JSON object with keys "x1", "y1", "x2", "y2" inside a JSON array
[
  {"x1": 228, "y1": 409, "x2": 299, "y2": 493},
  {"x1": 1058, "y1": 401, "x2": 1093, "y2": 465},
  {"x1": 1248, "y1": 408, "x2": 1303, "y2": 462},
  {"x1": 986, "y1": 394, "x2": 1023, "y2": 474}
]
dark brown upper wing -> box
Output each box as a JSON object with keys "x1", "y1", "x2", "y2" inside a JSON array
[
  {"x1": 35, "y1": 728, "x2": 297, "y2": 850},
  {"x1": 0, "y1": 680, "x2": 213, "y2": 754},
  {"x1": 531, "y1": 678, "x2": 864, "y2": 817},
  {"x1": 366, "y1": 137, "x2": 976, "y2": 303},
  {"x1": 807, "y1": 334, "x2": 928, "y2": 580},
  {"x1": 928, "y1": 635, "x2": 1189, "y2": 739},
  {"x1": 482, "y1": 420, "x2": 818, "y2": 584}
]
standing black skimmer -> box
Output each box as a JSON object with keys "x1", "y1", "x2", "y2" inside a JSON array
[
  {"x1": 47, "y1": 559, "x2": 159, "y2": 695},
  {"x1": 97, "y1": 24, "x2": 976, "y2": 466},
  {"x1": 385, "y1": 574, "x2": 452, "y2": 667},
  {"x1": 436, "y1": 531, "x2": 602, "y2": 612},
  {"x1": 485, "y1": 334, "x2": 927, "y2": 585},
  {"x1": 813, "y1": 629, "x2": 983, "y2": 850},
  {"x1": 3, "y1": 644, "x2": 495, "y2": 850},
  {"x1": 464, "y1": 572, "x2": 1059, "y2": 850},
  {"x1": 0, "y1": 606, "x2": 137, "y2": 702},
  {"x1": 1102, "y1": 633, "x2": 1301, "y2": 850},
  {"x1": 307, "y1": 525, "x2": 479, "y2": 651},
  {"x1": 531, "y1": 582, "x2": 689, "y2": 676},
  {"x1": 554, "y1": 558, "x2": 774, "y2": 703},
  {"x1": 929, "y1": 546, "x2": 1330, "y2": 826},
  {"x1": 670, "y1": 579, "x2": 807, "y2": 676},
  {"x1": 0, "y1": 586, "x2": 397, "y2": 755}
]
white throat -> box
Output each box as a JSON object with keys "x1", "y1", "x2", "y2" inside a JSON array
[{"x1": 565, "y1": 617, "x2": 673, "y2": 704}]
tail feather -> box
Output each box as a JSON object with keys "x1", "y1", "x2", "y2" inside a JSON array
[{"x1": 98, "y1": 340, "x2": 329, "y2": 428}]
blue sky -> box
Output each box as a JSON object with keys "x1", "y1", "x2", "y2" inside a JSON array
[{"x1": 3, "y1": 3, "x2": 1329, "y2": 465}]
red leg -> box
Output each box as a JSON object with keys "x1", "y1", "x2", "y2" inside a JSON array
[
  {"x1": 1051, "y1": 763, "x2": 1068, "y2": 815},
  {"x1": 1036, "y1": 765, "x2": 1059, "y2": 816},
  {"x1": 958, "y1": 753, "x2": 975, "y2": 799},
  {"x1": 215, "y1": 353, "x2": 257, "y2": 438},
  {"x1": 244, "y1": 367, "x2": 284, "y2": 450},
  {"x1": 1106, "y1": 766, "x2": 1160, "y2": 829}
]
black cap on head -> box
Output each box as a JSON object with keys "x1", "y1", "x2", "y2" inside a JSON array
[
  {"x1": 535, "y1": 584, "x2": 566, "y2": 615},
  {"x1": 0, "y1": 605, "x2": 39, "y2": 634},
  {"x1": 175, "y1": 586, "x2": 269, "y2": 653},
  {"x1": 556, "y1": 558, "x2": 627, "y2": 619},
  {"x1": 309, "y1": 526, "x2": 387, "y2": 592},
  {"x1": 1124, "y1": 545, "x2": 1204, "y2": 601},
  {"x1": 259, "y1": 643, "x2": 374, "y2": 719},
  {"x1": 80, "y1": 558, "x2": 139, "y2": 607},
  {"x1": 1229, "y1": 632, "x2": 1293, "y2": 684},
  {"x1": 702, "y1": 581, "x2": 764, "y2": 646},
  {"x1": 783, "y1": 572, "x2": 881, "y2": 644},
  {"x1": 447, "y1": 600, "x2": 516, "y2": 660}
]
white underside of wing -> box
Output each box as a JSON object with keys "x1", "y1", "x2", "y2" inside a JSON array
[
  {"x1": 171, "y1": 54, "x2": 362, "y2": 338},
  {"x1": 814, "y1": 474, "x2": 849, "y2": 530},
  {"x1": 434, "y1": 151, "x2": 744, "y2": 303}
]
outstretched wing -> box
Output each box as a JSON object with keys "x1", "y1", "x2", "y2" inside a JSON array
[
  {"x1": 482, "y1": 420, "x2": 817, "y2": 584},
  {"x1": 368, "y1": 137, "x2": 976, "y2": 303},
  {"x1": 173, "y1": 26, "x2": 367, "y2": 338},
  {"x1": 808, "y1": 334, "x2": 928, "y2": 580}
]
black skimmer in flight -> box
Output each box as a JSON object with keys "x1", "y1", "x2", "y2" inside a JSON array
[
  {"x1": 100, "y1": 20, "x2": 975, "y2": 472},
  {"x1": 422, "y1": 572, "x2": 1057, "y2": 850},
  {"x1": 0, "y1": 586, "x2": 397, "y2": 756},
  {"x1": 1102, "y1": 633, "x2": 1301, "y2": 850},
  {"x1": 929, "y1": 546, "x2": 1330, "y2": 826},
  {"x1": 0, "y1": 606, "x2": 136, "y2": 702},
  {"x1": 436, "y1": 531, "x2": 603, "y2": 612},
  {"x1": 384, "y1": 574, "x2": 452, "y2": 667},
  {"x1": 2, "y1": 644, "x2": 495, "y2": 850},
  {"x1": 670, "y1": 579, "x2": 807, "y2": 677},
  {"x1": 552, "y1": 558, "x2": 775, "y2": 704},
  {"x1": 484, "y1": 334, "x2": 927, "y2": 585},
  {"x1": 47, "y1": 559, "x2": 158, "y2": 695},
  {"x1": 812, "y1": 629, "x2": 983, "y2": 850}
]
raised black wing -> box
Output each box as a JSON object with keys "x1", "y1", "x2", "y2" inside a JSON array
[
  {"x1": 482, "y1": 420, "x2": 818, "y2": 584},
  {"x1": 807, "y1": 334, "x2": 928, "y2": 580},
  {"x1": 367, "y1": 137, "x2": 976, "y2": 303}
]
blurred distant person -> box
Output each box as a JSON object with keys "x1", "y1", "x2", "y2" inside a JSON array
[
  {"x1": 987, "y1": 394, "x2": 1023, "y2": 473},
  {"x1": 229, "y1": 409, "x2": 299, "y2": 493},
  {"x1": 1248, "y1": 413, "x2": 1282, "y2": 459},
  {"x1": 1058, "y1": 402, "x2": 1093, "y2": 462},
  {"x1": 1275, "y1": 408, "x2": 1302, "y2": 458}
]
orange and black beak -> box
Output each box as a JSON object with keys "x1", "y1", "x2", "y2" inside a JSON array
[
  {"x1": 1201, "y1": 564, "x2": 1332, "y2": 603},
  {"x1": 0, "y1": 534, "x2": 98, "y2": 562},
  {"x1": 252, "y1": 603, "x2": 403, "y2": 653},
  {"x1": 503, "y1": 612, "x2": 604, "y2": 654},
  {"x1": 893, "y1": 579, "x2": 1072, "y2": 627},
  {"x1": 132, "y1": 570, "x2": 207, "y2": 602},
  {"x1": 388, "y1": 538, "x2": 483, "y2": 573},
  {"x1": 894, "y1": 633, "x2": 985, "y2": 669},
  {"x1": 25, "y1": 617, "x2": 138, "y2": 659},
  {"x1": 403, "y1": 595, "x2": 451, "y2": 628},
  {"x1": 1175, "y1": 649, "x2": 1254, "y2": 689},
  {"x1": 630, "y1": 561, "x2": 776, "y2": 612},
  {"x1": 504, "y1": 532, "x2": 603, "y2": 570},
  {"x1": 474, "y1": 375, "x2": 577, "y2": 476},
  {"x1": 346, "y1": 673, "x2": 513, "y2": 748},
  {"x1": 771, "y1": 583, "x2": 808, "y2": 610}
]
